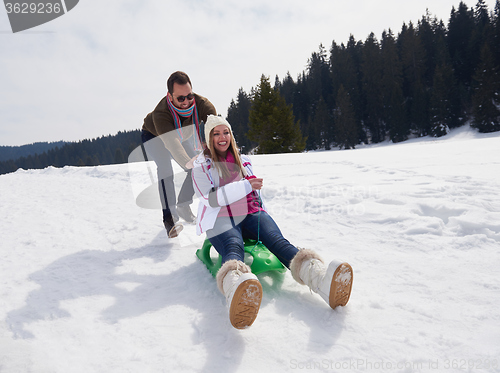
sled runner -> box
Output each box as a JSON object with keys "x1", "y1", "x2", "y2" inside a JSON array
[{"x1": 196, "y1": 238, "x2": 287, "y2": 277}]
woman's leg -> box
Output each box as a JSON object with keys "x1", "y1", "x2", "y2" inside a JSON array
[
  {"x1": 209, "y1": 215, "x2": 263, "y2": 329},
  {"x1": 207, "y1": 216, "x2": 245, "y2": 264},
  {"x1": 241, "y1": 212, "x2": 299, "y2": 268}
]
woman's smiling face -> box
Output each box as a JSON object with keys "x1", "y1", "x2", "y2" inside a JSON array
[{"x1": 212, "y1": 125, "x2": 231, "y2": 156}]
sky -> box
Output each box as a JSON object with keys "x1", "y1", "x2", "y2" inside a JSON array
[{"x1": 0, "y1": 0, "x2": 497, "y2": 146}]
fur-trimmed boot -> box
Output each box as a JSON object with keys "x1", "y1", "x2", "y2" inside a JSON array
[
  {"x1": 216, "y1": 259, "x2": 263, "y2": 329},
  {"x1": 290, "y1": 249, "x2": 353, "y2": 309}
]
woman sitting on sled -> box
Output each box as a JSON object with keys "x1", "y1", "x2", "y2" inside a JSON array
[{"x1": 191, "y1": 115, "x2": 353, "y2": 329}]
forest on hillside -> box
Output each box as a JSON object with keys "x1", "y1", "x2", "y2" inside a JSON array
[
  {"x1": 228, "y1": 0, "x2": 500, "y2": 152},
  {"x1": 0, "y1": 141, "x2": 65, "y2": 162},
  {"x1": 0, "y1": 130, "x2": 141, "y2": 175},
  {"x1": 1, "y1": 1, "x2": 499, "y2": 174}
]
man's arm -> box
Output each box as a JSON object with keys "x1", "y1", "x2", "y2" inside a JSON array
[
  {"x1": 196, "y1": 95, "x2": 217, "y2": 123},
  {"x1": 150, "y1": 109, "x2": 190, "y2": 168}
]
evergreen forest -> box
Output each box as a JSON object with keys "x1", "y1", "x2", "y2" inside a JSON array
[
  {"x1": 228, "y1": 0, "x2": 500, "y2": 153},
  {"x1": 0, "y1": 141, "x2": 65, "y2": 162},
  {"x1": 1, "y1": 0, "x2": 499, "y2": 174},
  {"x1": 0, "y1": 130, "x2": 141, "y2": 175}
]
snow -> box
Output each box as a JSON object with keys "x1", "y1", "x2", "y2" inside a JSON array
[{"x1": 1, "y1": 125, "x2": 500, "y2": 373}]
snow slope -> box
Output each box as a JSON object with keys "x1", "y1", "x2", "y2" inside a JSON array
[{"x1": 1, "y1": 126, "x2": 499, "y2": 373}]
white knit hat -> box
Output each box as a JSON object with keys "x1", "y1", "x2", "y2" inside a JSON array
[{"x1": 204, "y1": 114, "x2": 233, "y2": 145}]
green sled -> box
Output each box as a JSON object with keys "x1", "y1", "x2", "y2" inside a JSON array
[{"x1": 196, "y1": 238, "x2": 287, "y2": 278}]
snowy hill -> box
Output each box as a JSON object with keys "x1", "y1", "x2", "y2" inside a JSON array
[{"x1": 1, "y1": 126, "x2": 499, "y2": 373}]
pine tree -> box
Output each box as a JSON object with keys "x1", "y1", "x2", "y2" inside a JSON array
[
  {"x1": 399, "y1": 22, "x2": 429, "y2": 136},
  {"x1": 432, "y1": 25, "x2": 463, "y2": 133},
  {"x1": 114, "y1": 148, "x2": 124, "y2": 164},
  {"x1": 308, "y1": 44, "x2": 332, "y2": 101},
  {"x1": 361, "y1": 33, "x2": 385, "y2": 143},
  {"x1": 448, "y1": 2, "x2": 476, "y2": 91},
  {"x1": 306, "y1": 45, "x2": 332, "y2": 149},
  {"x1": 291, "y1": 73, "x2": 311, "y2": 147},
  {"x1": 334, "y1": 85, "x2": 358, "y2": 149},
  {"x1": 418, "y1": 10, "x2": 440, "y2": 88},
  {"x1": 430, "y1": 62, "x2": 458, "y2": 136},
  {"x1": 471, "y1": 43, "x2": 500, "y2": 132},
  {"x1": 279, "y1": 72, "x2": 296, "y2": 105},
  {"x1": 475, "y1": 0, "x2": 490, "y2": 28},
  {"x1": 494, "y1": 0, "x2": 500, "y2": 66},
  {"x1": 248, "y1": 75, "x2": 306, "y2": 154},
  {"x1": 312, "y1": 97, "x2": 332, "y2": 150},
  {"x1": 381, "y1": 30, "x2": 408, "y2": 142},
  {"x1": 227, "y1": 88, "x2": 252, "y2": 153},
  {"x1": 469, "y1": 0, "x2": 492, "y2": 84}
]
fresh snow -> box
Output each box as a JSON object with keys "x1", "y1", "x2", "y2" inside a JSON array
[{"x1": 1, "y1": 125, "x2": 499, "y2": 373}]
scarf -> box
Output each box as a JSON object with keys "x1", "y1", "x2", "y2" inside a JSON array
[
  {"x1": 166, "y1": 95, "x2": 202, "y2": 151},
  {"x1": 219, "y1": 151, "x2": 241, "y2": 185}
]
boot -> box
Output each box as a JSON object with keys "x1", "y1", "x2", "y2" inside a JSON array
[
  {"x1": 290, "y1": 249, "x2": 353, "y2": 309},
  {"x1": 216, "y1": 260, "x2": 263, "y2": 329},
  {"x1": 163, "y1": 215, "x2": 183, "y2": 238}
]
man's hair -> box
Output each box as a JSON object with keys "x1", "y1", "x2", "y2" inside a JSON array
[{"x1": 167, "y1": 71, "x2": 192, "y2": 94}]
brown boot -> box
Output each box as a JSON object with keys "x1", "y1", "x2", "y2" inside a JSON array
[{"x1": 163, "y1": 216, "x2": 183, "y2": 238}]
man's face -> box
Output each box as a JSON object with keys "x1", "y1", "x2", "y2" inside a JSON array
[{"x1": 169, "y1": 82, "x2": 194, "y2": 109}]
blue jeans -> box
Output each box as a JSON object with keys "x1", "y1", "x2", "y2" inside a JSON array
[
  {"x1": 141, "y1": 130, "x2": 196, "y2": 222},
  {"x1": 207, "y1": 211, "x2": 299, "y2": 269}
]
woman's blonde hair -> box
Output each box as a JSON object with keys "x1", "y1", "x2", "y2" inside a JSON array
[{"x1": 204, "y1": 127, "x2": 245, "y2": 180}]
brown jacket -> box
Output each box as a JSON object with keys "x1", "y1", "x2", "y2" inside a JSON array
[{"x1": 142, "y1": 93, "x2": 216, "y2": 167}]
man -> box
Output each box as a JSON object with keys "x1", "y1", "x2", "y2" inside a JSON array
[{"x1": 141, "y1": 71, "x2": 216, "y2": 238}]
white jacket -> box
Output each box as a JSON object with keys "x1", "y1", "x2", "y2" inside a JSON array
[{"x1": 192, "y1": 152, "x2": 262, "y2": 235}]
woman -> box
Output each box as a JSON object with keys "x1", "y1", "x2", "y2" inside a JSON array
[{"x1": 192, "y1": 115, "x2": 353, "y2": 329}]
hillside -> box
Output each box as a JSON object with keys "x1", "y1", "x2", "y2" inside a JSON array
[
  {"x1": 0, "y1": 142, "x2": 66, "y2": 162},
  {"x1": 1, "y1": 125, "x2": 499, "y2": 373},
  {"x1": 0, "y1": 130, "x2": 141, "y2": 175}
]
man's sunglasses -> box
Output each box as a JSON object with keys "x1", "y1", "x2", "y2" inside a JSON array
[{"x1": 175, "y1": 93, "x2": 194, "y2": 103}]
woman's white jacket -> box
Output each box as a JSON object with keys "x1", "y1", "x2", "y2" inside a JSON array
[{"x1": 191, "y1": 152, "x2": 260, "y2": 235}]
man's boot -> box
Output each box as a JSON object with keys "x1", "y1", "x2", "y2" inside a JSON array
[{"x1": 163, "y1": 215, "x2": 183, "y2": 238}]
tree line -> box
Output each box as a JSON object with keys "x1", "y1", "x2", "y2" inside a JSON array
[
  {"x1": 228, "y1": 0, "x2": 500, "y2": 153},
  {"x1": 0, "y1": 130, "x2": 141, "y2": 175},
  {"x1": 2, "y1": 1, "x2": 499, "y2": 174},
  {"x1": 0, "y1": 141, "x2": 65, "y2": 162}
]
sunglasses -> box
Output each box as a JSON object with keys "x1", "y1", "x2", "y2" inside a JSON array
[{"x1": 175, "y1": 93, "x2": 194, "y2": 103}]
